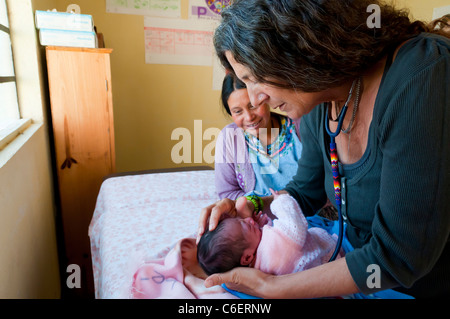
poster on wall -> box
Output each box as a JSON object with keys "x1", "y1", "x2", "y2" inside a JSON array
[
  {"x1": 106, "y1": 0, "x2": 181, "y2": 18},
  {"x1": 144, "y1": 17, "x2": 219, "y2": 66},
  {"x1": 188, "y1": 0, "x2": 231, "y2": 20},
  {"x1": 106, "y1": 1, "x2": 230, "y2": 88}
]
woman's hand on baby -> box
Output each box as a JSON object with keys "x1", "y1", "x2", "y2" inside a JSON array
[
  {"x1": 204, "y1": 267, "x2": 275, "y2": 299},
  {"x1": 197, "y1": 197, "x2": 255, "y2": 244},
  {"x1": 197, "y1": 198, "x2": 236, "y2": 243}
]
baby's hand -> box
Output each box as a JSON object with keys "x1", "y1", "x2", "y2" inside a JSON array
[
  {"x1": 253, "y1": 211, "x2": 271, "y2": 227},
  {"x1": 269, "y1": 188, "x2": 280, "y2": 199}
]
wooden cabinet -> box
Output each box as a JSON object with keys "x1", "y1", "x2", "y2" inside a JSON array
[{"x1": 46, "y1": 46, "x2": 115, "y2": 298}]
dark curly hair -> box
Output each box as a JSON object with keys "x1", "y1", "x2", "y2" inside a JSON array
[{"x1": 214, "y1": 0, "x2": 449, "y2": 92}]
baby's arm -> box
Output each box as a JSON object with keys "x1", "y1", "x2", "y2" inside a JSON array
[{"x1": 269, "y1": 194, "x2": 309, "y2": 246}]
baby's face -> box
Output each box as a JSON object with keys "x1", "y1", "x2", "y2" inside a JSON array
[{"x1": 222, "y1": 217, "x2": 262, "y2": 252}]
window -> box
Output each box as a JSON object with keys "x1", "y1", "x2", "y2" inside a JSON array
[
  {"x1": 0, "y1": 0, "x2": 31, "y2": 151},
  {"x1": 0, "y1": 0, "x2": 19, "y2": 120}
]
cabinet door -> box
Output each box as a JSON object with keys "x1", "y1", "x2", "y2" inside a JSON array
[{"x1": 46, "y1": 47, "x2": 115, "y2": 298}]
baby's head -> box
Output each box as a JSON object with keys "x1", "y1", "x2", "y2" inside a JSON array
[{"x1": 197, "y1": 216, "x2": 262, "y2": 276}]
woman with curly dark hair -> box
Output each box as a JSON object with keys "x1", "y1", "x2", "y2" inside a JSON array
[{"x1": 197, "y1": 0, "x2": 450, "y2": 298}]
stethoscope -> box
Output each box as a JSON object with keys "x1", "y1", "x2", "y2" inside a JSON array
[{"x1": 324, "y1": 79, "x2": 358, "y2": 262}]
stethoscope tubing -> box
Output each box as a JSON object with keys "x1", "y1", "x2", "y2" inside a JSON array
[
  {"x1": 323, "y1": 78, "x2": 359, "y2": 261},
  {"x1": 325, "y1": 104, "x2": 348, "y2": 262}
]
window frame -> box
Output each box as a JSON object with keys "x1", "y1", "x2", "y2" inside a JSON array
[{"x1": 0, "y1": 0, "x2": 31, "y2": 152}]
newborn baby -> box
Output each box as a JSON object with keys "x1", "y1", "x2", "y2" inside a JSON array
[{"x1": 197, "y1": 193, "x2": 341, "y2": 276}]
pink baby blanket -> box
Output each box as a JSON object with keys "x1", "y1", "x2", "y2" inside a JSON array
[{"x1": 131, "y1": 238, "x2": 238, "y2": 299}]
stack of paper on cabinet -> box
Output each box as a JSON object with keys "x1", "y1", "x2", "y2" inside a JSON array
[{"x1": 35, "y1": 10, "x2": 97, "y2": 48}]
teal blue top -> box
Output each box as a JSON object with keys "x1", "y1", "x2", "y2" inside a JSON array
[{"x1": 244, "y1": 116, "x2": 302, "y2": 197}]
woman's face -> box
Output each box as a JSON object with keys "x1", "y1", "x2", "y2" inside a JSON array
[
  {"x1": 227, "y1": 87, "x2": 272, "y2": 138},
  {"x1": 225, "y1": 51, "x2": 331, "y2": 119}
]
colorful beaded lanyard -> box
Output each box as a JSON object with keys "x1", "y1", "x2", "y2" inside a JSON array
[{"x1": 324, "y1": 78, "x2": 359, "y2": 262}]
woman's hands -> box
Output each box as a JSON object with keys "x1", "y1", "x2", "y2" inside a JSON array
[
  {"x1": 205, "y1": 258, "x2": 359, "y2": 299},
  {"x1": 197, "y1": 189, "x2": 282, "y2": 243},
  {"x1": 204, "y1": 267, "x2": 275, "y2": 299},
  {"x1": 196, "y1": 197, "x2": 254, "y2": 243}
]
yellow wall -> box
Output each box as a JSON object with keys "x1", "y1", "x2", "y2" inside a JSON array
[
  {"x1": 0, "y1": 127, "x2": 60, "y2": 298},
  {"x1": 390, "y1": 0, "x2": 449, "y2": 21}
]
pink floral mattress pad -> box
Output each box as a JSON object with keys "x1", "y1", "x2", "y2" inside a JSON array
[{"x1": 88, "y1": 169, "x2": 218, "y2": 298}]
